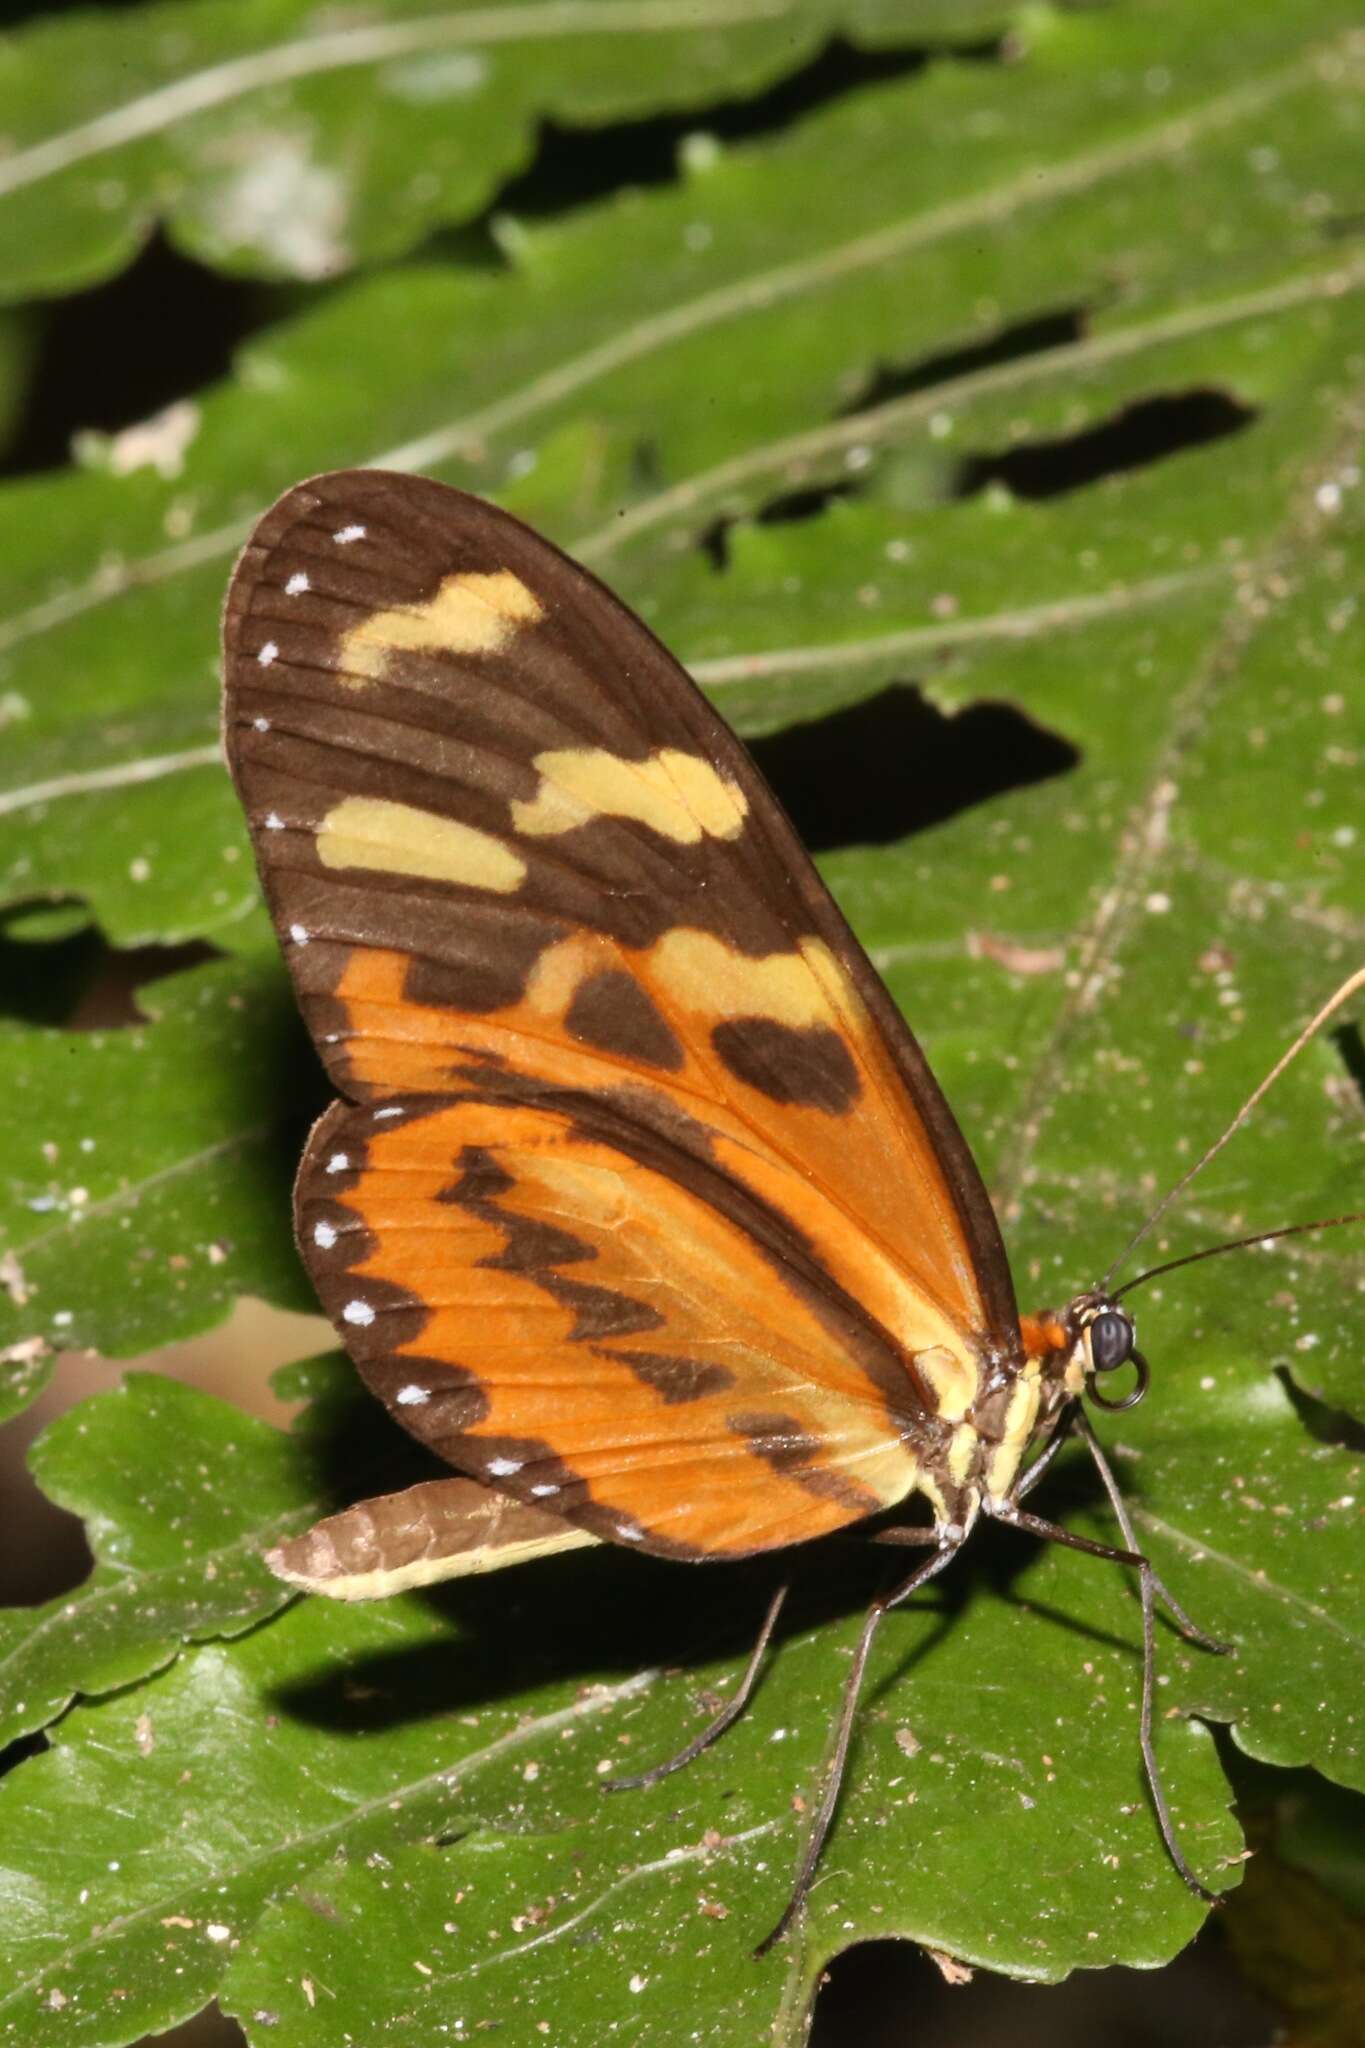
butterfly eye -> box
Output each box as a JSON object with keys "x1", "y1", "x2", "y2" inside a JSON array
[{"x1": 1088, "y1": 1309, "x2": 1135, "y2": 1373}]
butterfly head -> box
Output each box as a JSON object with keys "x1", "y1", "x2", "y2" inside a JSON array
[{"x1": 1057, "y1": 1291, "x2": 1148, "y2": 1414}]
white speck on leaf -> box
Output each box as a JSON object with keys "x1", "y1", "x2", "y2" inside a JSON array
[
  {"x1": 202, "y1": 131, "x2": 351, "y2": 279},
  {"x1": 379, "y1": 50, "x2": 488, "y2": 102},
  {"x1": 85, "y1": 399, "x2": 200, "y2": 479}
]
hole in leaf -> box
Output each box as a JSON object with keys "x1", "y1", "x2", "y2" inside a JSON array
[
  {"x1": 747, "y1": 684, "x2": 1078, "y2": 853},
  {"x1": 1275, "y1": 1366, "x2": 1365, "y2": 1453},
  {"x1": 810, "y1": 1919, "x2": 1279, "y2": 2047},
  {"x1": 702, "y1": 302, "x2": 1096, "y2": 565},
  {"x1": 6, "y1": 0, "x2": 144, "y2": 19},
  {"x1": 1329, "y1": 1022, "x2": 1365, "y2": 1111},
  {"x1": 0, "y1": 1729, "x2": 50, "y2": 1786},
  {"x1": 0, "y1": 908, "x2": 223, "y2": 1028},
  {"x1": 0, "y1": 234, "x2": 290, "y2": 480},
  {"x1": 65, "y1": 939, "x2": 225, "y2": 1029},
  {"x1": 488, "y1": 35, "x2": 1002, "y2": 226},
  {"x1": 840, "y1": 303, "x2": 1089, "y2": 415},
  {"x1": 701, "y1": 476, "x2": 865, "y2": 568},
  {"x1": 954, "y1": 388, "x2": 1257, "y2": 502}
]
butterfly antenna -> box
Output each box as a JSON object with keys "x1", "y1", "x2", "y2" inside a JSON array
[
  {"x1": 1114, "y1": 1210, "x2": 1365, "y2": 1300},
  {"x1": 1101, "y1": 965, "x2": 1365, "y2": 1291}
]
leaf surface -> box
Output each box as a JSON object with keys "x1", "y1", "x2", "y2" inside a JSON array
[
  {"x1": 0, "y1": 0, "x2": 999, "y2": 300},
  {"x1": 1, "y1": 1, "x2": 1361, "y2": 942},
  {"x1": 0, "y1": 957, "x2": 321, "y2": 1402},
  {"x1": 1, "y1": 4, "x2": 1362, "y2": 2042},
  {"x1": 0, "y1": 1374, "x2": 300, "y2": 1751}
]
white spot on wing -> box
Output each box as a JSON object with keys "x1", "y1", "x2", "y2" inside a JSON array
[
  {"x1": 253, "y1": 715, "x2": 271, "y2": 731},
  {"x1": 312, "y1": 1220, "x2": 337, "y2": 1249},
  {"x1": 333, "y1": 524, "x2": 366, "y2": 544},
  {"x1": 487, "y1": 1457, "x2": 522, "y2": 1477},
  {"x1": 288, "y1": 923, "x2": 309, "y2": 945},
  {"x1": 617, "y1": 1521, "x2": 645, "y2": 1542},
  {"x1": 264, "y1": 812, "x2": 285, "y2": 831},
  {"x1": 256, "y1": 641, "x2": 279, "y2": 667},
  {"x1": 325, "y1": 1152, "x2": 349, "y2": 1174},
  {"x1": 530, "y1": 1482, "x2": 559, "y2": 1497},
  {"x1": 285, "y1": 572, "x2": 310, "y2": 597},
  {"x1": 396, "y1": 1383, "x2": 429, "y2": 1406},
  {"x1": 373, "y1": 1106, "x2": 403, "y2": 1120},
  {"x1": 342, "y1": 1299, "x2": 375, "y2": 1326}
]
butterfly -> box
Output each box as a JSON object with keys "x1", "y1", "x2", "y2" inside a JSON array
[{"x1": 222, "y1": 467, "x2": 1235, "y2": 1951}]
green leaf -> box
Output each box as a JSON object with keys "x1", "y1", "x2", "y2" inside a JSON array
[
  {"x1": 0, "y1": 0, "x2": 1003, "y2": 301},
  {"x1": 0, "y1": 955, "x2": 322, "y2": 1402},
  {"x1": 2, "y1": 0, "x2": 1362, "y2": 945},
  {"x1": 0, "y1": 1356, "x2": 445, "y2": 1756},
  {"x1": 2, "y1": 2, "x2": 1364, "y2": 2039},
  {"x1": 0, "y1": 1374, "x2": 299, "y2": 1751},
  {"x1": 1, "y1": 1328, "x2": 1355, "y2": 2043}
]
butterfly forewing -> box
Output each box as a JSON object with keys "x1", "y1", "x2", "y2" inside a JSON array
[{"x1": 223, "y1": 470, "x2": 1022, "y2": 1559}]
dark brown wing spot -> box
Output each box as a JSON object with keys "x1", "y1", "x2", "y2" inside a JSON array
[
  {"x1": 711, "y1": 1017, "x2": 861, "y2": 1113},
  {"x1": 403, "y1": 904, "x2": 563, "y2": 1016},
  {"x1": 728, "y1": 1410, "x2": 879, "y2": 1516},
  {"x1": 603, "y1": 1347, "x2": 737, "y2": 1405},
  {"x1": 565, "y1": 969, "x2": 684, "y2": 1072},
  {"x1": 440, "y1": 1144, "x2": 663, "y2": 1343}
]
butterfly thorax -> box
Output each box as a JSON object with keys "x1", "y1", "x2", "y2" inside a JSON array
[{"x1": 969, "y1": 1292, "x2": 1138, "y2": 1514}]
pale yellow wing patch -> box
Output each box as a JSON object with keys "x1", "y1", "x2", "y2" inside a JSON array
[
  {"x1": 512, "y1": 747, "x2": 748, "y2": 844},
  {"x1": 316, "y1": 794, "x2": 527, "y2": 894},
  {"x1": 338, "y1": 568, "x2": 543, "y2": 682}
]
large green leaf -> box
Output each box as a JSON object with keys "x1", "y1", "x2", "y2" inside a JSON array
[
  {"x1": 0, "y1": 1374, "x2": 298, "y2": 1752},
  {"x1": 0, "y1": 0, "x2": 1001, "y2": 301},
  {"x1": 1, "y1": 2, "x2": 1363, "y2": 2041},
  {"x1": 0, "y1": 0, "x2": 1360, "y2": 944},
  {"x1": 0, "y1": 1326, "x2": 1355, "y2": 2044},
  {"x1": 0, "y1": 954, "x2": 320, "y2": 1408}
]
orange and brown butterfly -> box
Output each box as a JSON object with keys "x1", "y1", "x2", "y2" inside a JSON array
[{"x1": 221, "y1": 468, "x2": 1222, "y2": 1943}]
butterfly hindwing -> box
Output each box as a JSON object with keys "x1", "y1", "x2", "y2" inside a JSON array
[
  {"x1": 223, "y1": 470, "x2": 1022, "y2": 1561},
  {"x1": 265, "y1": 1473, "x2": 598, "y2": 1601}
]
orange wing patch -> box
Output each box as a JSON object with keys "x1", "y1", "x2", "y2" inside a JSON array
[
  {"x1": 317, "y1": 919, "x2": 988, "y2": 1342},
  {"x1": 298, "y1": 1088, "x2": 959, "y2": 1558}
]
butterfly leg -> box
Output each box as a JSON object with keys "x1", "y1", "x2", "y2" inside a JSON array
[
  {"x1": 990, "y1": 1496, "x2": 1223, "y2": 1902},
  {"x1": 603, "y1": 1579, "x2": 790, "y2": 1794},
  {"x1": 1012, "y1": 1405, "x2": 1075, "y2": 1501},
  {"x1": 1072, "y1": 1406, "x2": 1232, "y2": 1655},
  {"x1": 1018, "y1": 1406, "x2": 1228, "y2": 1651},
  {"x1": 755, "y1": 1539, "x2": 963, "y2": 1957}
]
